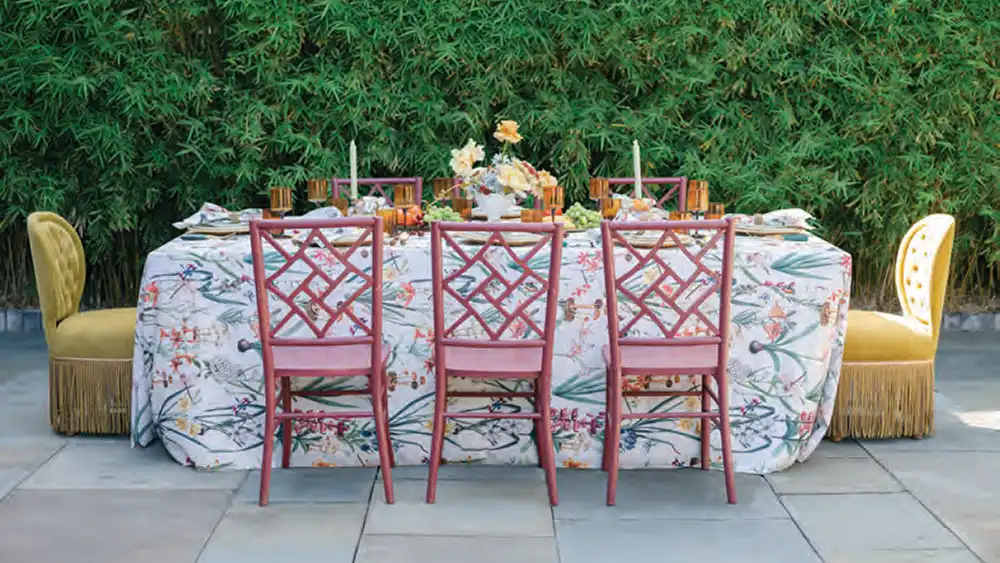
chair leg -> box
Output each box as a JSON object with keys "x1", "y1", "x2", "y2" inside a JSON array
[
  {"x1": 536, "y1": 376, "x2": 559, "y2": 506},
  {"x1": 602, "y1": 366, "x2": 612, "y2": 472},
  {"x1": 426, "y1": 373, "x2": 447, "y2": 504},
  {"x1": 259, "y1": 378, "x2": 277, "y2": 507},
  {"x1": 606, "y1": 369, "x2": 622, "y2": 506},
  {"x1": 715, "y1": 373, "x2": 737, "y2": 504},
  {"x1": 384, "y1": 389, "x2": 396, "y2": 468},
  {"x1": 701, "y1": 374, "x2": 711, "y2": 470},
  {"x1": 280, "y1": 378, "x2": 292, "y2": 469},
  {"x1": 371, "y1": 374, "x2": 394, "y2": 505}
]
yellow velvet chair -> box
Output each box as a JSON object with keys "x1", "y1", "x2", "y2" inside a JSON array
[
  {"x1": 829, "y1": 214, "x2": 956, "y2": 440},
  {"x1": 27, "y1": 212, "x2": 136, "y2": 435}
]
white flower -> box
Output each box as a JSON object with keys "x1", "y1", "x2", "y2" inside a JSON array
[
  {"x1": 537, "y1": 169, "x2": 558, "y2": 188},
  {"x1": 450, "y1": 139, "x2": 484, "y2": 176}
]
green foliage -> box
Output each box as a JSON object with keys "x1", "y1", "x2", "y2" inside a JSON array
[{"x1": 2, "y1": 0, "x2": 999, "y2": 308}]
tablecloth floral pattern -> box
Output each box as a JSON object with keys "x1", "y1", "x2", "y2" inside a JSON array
[{"x1": 131, "y1": 232, "x2": 851, "y2": 474}]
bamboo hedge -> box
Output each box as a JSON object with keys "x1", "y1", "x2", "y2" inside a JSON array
[{"x1": 2, "y1": 0, "x2": 999, "y2": 309}]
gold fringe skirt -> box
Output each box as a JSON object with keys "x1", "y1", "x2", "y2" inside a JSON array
[
  {"x1": 49, "y1": 357, "x2": 132, "y2": 435},
  {"x1": 827, "y1": 360, "x2": 934, "y2": 441}
]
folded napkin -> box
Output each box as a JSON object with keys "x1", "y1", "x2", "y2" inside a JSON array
[
  {"x1": 173, "y1": 203, "x2": 262, "y2": 229},
  {"x1": 726, "y1": 208, "x2": 815, "y2": 230},
  {"x1": 352, "y1": 196, "x2": 391, "y2": 216}
]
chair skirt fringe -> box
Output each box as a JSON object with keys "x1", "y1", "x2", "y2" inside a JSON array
[
  {"x1": 49, "y1": 356, "x2": 132, "y2": 435},
  {"x1": 828, "y1": 360, "x2": 934, "y2": 441}
]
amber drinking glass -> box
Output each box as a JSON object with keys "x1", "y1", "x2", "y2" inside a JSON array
[{"x1": 307, "y1": 179, "x2": 328, "y2": 206}]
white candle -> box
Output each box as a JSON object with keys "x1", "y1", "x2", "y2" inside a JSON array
[
  {"x1": 350, "y1": 140, "x2": 358, "y2": 200},
  {"x1": 632, "y1": 139, "x2": 642, "y2": 199}
]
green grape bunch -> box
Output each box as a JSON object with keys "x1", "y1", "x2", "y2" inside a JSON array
[
  {"x1": 565, "y1": 203, "x2": 601, "y2": 230},
  {"x1": 423, "y1": 206, "x2": 464, "y2": 222}
]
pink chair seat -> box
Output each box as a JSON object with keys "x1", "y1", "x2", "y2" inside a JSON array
[
  {"x1": 273, "y1": 344, "x2": 389, "y2": 377},
  {"x1": 603, "y1": 345, "x2": 719, "y2": 376},
  {"x1": 442, "y1": 346, "x2": 544, "y2": 378}
]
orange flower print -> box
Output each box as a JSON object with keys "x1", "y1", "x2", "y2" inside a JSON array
[
  {"x1": 563, "y1": 458, "x2": 587, "y2": 469},
  {"x1": 764, "y1": 319, "x2": 783, "y2": 342},
  {"x1": 398, "y1": 282, "x2": 416, "y2": 307},
  {"x1": 142, "y1": 282, "x2": 159, "y2": 306}
]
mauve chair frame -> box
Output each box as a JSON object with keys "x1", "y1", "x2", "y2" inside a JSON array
[
  {"x1": 427, "y1": 221, "x2": 564, "y2": 505},
  {"x1": 607, "y1": 177, "x2": 688, "y2": 211},
  {"x1": 331, "y1": 177, "x2": 423, "y2": 203},
  {"x1": 249, "y1": 216, "x2": 394, "y2": 506},
  {"x1": 600, "y1": 218, "x2": 736, "y2": 505}
]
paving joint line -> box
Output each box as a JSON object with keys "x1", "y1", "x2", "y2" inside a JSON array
[
  {"x1": 761, "y1": 468, "x2": 825, "y2": 562},
  {"x1": 0, "y1": 439, "x2": 67, "y2": 502},
  {"x1": 350, "y1": 466, "x2": 379, "y2": 563},
  {"x1": 191, "y1": 469, "x2": 250, "y2": 563},
  {"x1": 863, "y1": 446, "x2": 986, "y2": 563}
]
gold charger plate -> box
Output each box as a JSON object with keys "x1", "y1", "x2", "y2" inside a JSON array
[
  {"x1": 187, "y1": 223, "x2": 249, "y2": 235},
  {"x1": 735, "y1": 225, "x2": 807, "y2": 236},
  {"x1": 456, "y1": 232, "x2": 544, "y2": 247},
  {"x1": 617, "y1": 233, "x2": 695, "y2": 249},
  {"x1": 471, "y1": 208, "x2": 523, "y2": 220}
]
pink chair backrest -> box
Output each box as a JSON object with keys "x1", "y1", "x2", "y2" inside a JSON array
[
  {"x1": 608, "y1": 177, "x2": 688, "y2": 211},
  {"x1": 331, "y1": 177, "x2": 423, "y2": 203},
  {"x1": 430, "y1": 221, "x2": 564, "y2": 350},
  {"x1": 249, "y1": 216, "x2": 384, "y2": 358},
  {"x1": 600, "y1": 218, "x2": 735, "y2": 355}
]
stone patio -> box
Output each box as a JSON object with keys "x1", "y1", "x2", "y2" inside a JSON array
[{"x1": 0, "y1": 332, "x2": 997, "y2": 562}]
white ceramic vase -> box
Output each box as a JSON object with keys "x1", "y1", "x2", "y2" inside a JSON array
[{"x1": 474, "y1": 192, "x2": 514, "y2": 222}]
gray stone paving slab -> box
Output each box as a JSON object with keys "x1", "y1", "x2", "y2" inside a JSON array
[
  {"x1": 553, "y1": 468, "x2": 786, "y2": 521},
  {"x1": 356, "y1": 535, "x2": 559, "y2": 563},
  {"x1": 812, "y1": 438, "x2": 870, "y2": 458},
  {"x1": 365, "y1": 478, "x2": 554, "y2": 537},
  {"x1": 0, "y1": 489, "x2": 228, "y2": 563},
  {"x1": 0, "y1": 438, "x2": 64, "y2": 470},
  {"x1": 387, "y1": 464, "x2": 544, "y2": 482},
  {"x1": 236, "y1": 467, "x2": 376, "y2": 504},
  {"x1": 0, "y1": 370, "x2": 58, "y2": 439},
  {"x1": 22, "y1": 439, "x2": 246, "y2": 490},
  {"x1": 876, "y1": 451, "x2": 1000, "y2": 562},
  {"x1": 766, "y1": 456, "x2": 904, "y2": 494},
  {"x1": 197, "y1": 503, "x2": 366, "y2": 563},
  {"x1": 823, "y1": 549, "x2": 983, "y2": 562},
  {"x1": 782, "y1": 493, "x2": 964, "y2": 559},
  {"x1": 0, "y1": 468, "x2": 27, "y2": 499},
  {"x1": 861, "y1": 409, "x2": 1000, "y2": 453},
  {"x1": 556, "y1": 518, "x2": 821, "y2": 563}
]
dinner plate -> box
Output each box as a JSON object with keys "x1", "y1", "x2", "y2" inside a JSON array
[
  {"x1": 471, "y1": 207, "x2": 523, "y2": 220},
  {"x1": 617, "y1": 233, "x2": 695, "y2": 249},
  {"x1": 734, "y1": 225, "x2": 807, "y2": 236},
  {"x1": 456, "y1": 231, "x2": 544, "y2": 247},
  {"x1": 187, "y1": 223, "x2": 249, "y2": 235}
]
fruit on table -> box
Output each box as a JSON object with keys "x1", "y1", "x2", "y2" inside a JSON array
[
  {"x1": 423, "y1": 206, "x2": 464, "y2": 222},
  {"x1": 564, "y1": 202, "x2": 601, "y2": 229},
  {"x1": 395, "y1": 204, "x2": 423, "y2": 226}
]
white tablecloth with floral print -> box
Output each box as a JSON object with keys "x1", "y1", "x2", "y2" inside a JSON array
[{"x1": 131, "y1": 230, "x2": 851, "y2": 473}]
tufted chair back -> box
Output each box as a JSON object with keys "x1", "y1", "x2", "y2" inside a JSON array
[
  {"x1": 27, "y1": 212, "x2": 86, "y2": 345},
  {"x1": 894, "y1": 214, "x2": 955, "y2": 346}
]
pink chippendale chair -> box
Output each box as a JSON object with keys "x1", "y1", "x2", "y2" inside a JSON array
[
  {"x1": 332, "y1": 177, "x2": 423, "y2": 203},
  {"x1": 249, "y1": 216, "x2": 394, "y2": 506},
  {"x1": 608, "y1": 177, "x2": 688, "y2": 211},
  {"x1": 600, "y1": 218, "x2": 736, "y2": 505},
  {"x1": 427, "y1": 221, "x2": 565, "y2": 505}
]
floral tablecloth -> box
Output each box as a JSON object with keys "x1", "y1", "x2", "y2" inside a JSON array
[{"x1": 131, "y1": 231, "x2": 851, "y2": 474}]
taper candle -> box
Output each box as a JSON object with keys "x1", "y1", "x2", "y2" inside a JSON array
[
  {"x1": 632, "y1": 140, "x2": 642, "y2": 199},
  {"x1": 349, "y1": 140, "x2": 358, "y2": 200}
]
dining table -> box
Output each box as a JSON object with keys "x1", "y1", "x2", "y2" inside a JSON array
[{"x1": 131, "y1": 225, "x2": 851, "y2": 474}]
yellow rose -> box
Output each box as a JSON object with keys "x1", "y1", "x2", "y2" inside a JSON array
[
  {"x1": 493, "y1": 120, "x2": 523, "y2": 144},
  {"x1": 537, "y1": 170, "x2": 558, "y2": 188},
  {"x1": 496, "y1": 163, "x2": 531, "y2": 194}
]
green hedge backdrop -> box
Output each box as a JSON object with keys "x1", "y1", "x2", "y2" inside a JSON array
[{"x1": 2, "y1": 0, "x2": 998, "y2": 308}]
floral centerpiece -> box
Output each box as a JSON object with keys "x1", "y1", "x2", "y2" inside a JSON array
[{"x1": 450, "y1": 120, "x2": 558, "y2": 222}]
